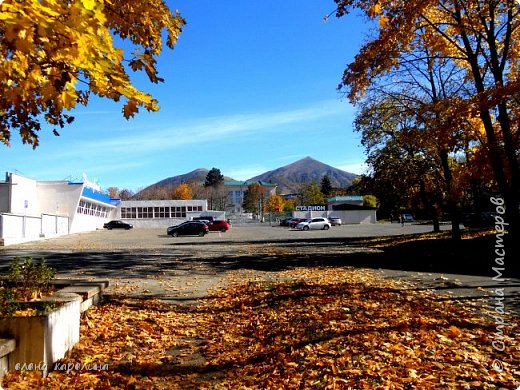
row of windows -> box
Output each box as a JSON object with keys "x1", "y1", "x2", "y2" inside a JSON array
[
  {"x1": 120, "y1": 206, "x2": 203, "y2": 219},
  {"x1": 77, "y1": 200, "x2": 109, "y2": 218},
  {"x1": 228, "y1": 191, "x2": 242, "y2": 204}
]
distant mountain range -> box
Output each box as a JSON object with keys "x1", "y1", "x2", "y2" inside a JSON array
[
  {"x1": 137, "y1": 168, "x2": 235, "y2": 196},
  {"x1": 249, "y1": 156, "x2": 358, "y2": 194},
  {"x1": 138, "y1": 157, "x2": 358, "y2": 196}
]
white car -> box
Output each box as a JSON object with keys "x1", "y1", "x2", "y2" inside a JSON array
[
  {"x1": 296, "y1": 217, "x2": 331, "y2": 231},
  {"x1": 329, "y1": 217, "x2": 342, "y2": 226}
]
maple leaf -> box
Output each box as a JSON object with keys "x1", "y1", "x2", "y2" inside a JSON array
[{"x1": 122, "y1": 99, "x2": 139, "y2": 119}]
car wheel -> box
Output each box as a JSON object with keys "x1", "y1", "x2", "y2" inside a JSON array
[
  {"x1": 108, "y1": 227, "x2": 112, "y2": 230},
  {"x1": 198, "y1": 231, "x2": 205, "y2": 237},
  {"x1": 323, "y1": 225, "x2": 330, "y2": 230},
  {"x1": 172, "y1": 232, "x2": 179, "y2": 237},
  {"x1": 220, "y1": 228, "x2": 227, "y2": 233},
  {"x1": 303, "y1": 226, "x2": 309, "y2": 231}
]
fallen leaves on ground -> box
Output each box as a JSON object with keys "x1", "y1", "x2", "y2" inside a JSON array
[{"x1": 2, "y1": 268, "x2": 519, "y2": 389}]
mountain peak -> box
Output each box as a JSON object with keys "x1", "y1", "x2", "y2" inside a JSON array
[
  {"x1": 137, "y1": 157, "x2": 358, "y2": 197},
  {"x1": 249, "y1": 157, "x2": 357, "y2": 194}
]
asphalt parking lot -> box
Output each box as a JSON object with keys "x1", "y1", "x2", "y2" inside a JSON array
[
  {"x1": 1, "y1": 222, "x2": 519, "y2": 314},
  {"x1": 0, "y1": 222, "x2": 452, "y2": 251}
]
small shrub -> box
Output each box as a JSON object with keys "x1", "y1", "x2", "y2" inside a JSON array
[
  {"x1": 0, "y1": 287, "x2": 17, "y2": 316},
  {"x1": 9, "y1": 257, "x2": 56, "y2": 300}
]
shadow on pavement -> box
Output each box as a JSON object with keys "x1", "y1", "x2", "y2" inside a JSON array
[
  {"x1": 0, "y1": 232, "x2": 518, "y2": 278},
  {"x1": 1, "y1": 232, "x2": 519, "y2": 313}
]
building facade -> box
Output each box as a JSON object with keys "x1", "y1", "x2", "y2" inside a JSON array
[
  {"x1": 225, "y1": 180, "x2": 277, "y2": 213},
  {"x1": 291, "y1": 196, "x2": 377, "y2": 224},
  {"x1": 0, "y1": 172, "x2": 118, "y2": 245},
  {"x1": 116, "y1": 199, "x2": 217, "y2": 228}
]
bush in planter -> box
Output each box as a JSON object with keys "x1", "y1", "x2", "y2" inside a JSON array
[
  {"x1": 0, "y1": 287, "x2": 16, "y2": 316},
  {"x1": 8, "y1": 257, "x2": 56, "y2": 301}
]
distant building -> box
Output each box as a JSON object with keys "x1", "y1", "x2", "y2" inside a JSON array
[
  {"x1": 0, "y1": 172, "x2": 225, "y2": 244},
  {"x1": 225, "y1": 180, "x2": 277, "y2": 213},
  {"x1": 327, "y1": 196, "x2": 364, "y2": 208},
  {"x1": 327, "y1": 196, "x2": 377, "y2": 224},
  {"x1": 117, "y1": 199, "x2": 214, "y2": 228},
  {"x1": 0, "y1": 172, "x2": 118, "y2": 245},
  {"x1": 291, "y1": 195, "x2": 377, "y2": 224}
]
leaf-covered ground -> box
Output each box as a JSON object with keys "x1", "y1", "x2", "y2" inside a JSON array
[{"x1": 2, "y1": 267, "x2": 519, "y2": 389}]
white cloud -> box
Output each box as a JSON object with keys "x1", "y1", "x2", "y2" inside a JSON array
[
  {"x1": 337, "y1": 161, "x2": 368, "y2": 175},
  {"x1": 53, "y1": 99, "x2": 353, "y2": 158},
  {"x1": 225, "y1": 164, "x2": 268, "y2": 181}
]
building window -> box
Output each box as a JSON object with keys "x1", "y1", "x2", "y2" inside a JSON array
[
  {"x1": 77, "y1": 200, "x2": 108, "y2": 218},
  {"x1": 121, "y1": 204, "x2": 201, "y2": 219}
]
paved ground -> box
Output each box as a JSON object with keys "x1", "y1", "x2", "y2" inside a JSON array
[{"x1": 1, "y1": 223, "x2": 519, "y2": 315}]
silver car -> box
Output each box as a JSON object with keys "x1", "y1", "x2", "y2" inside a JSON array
[
  {"x1": 296, "y1": 217, "x2": 331, "y2": 230},
  {"x1": 329, "y1": 217, "x2": 342, "y2": 226}
]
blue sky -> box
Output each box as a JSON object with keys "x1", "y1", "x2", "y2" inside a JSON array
[{"x1": 1, "y1": 1, "x2": 371, "y2": 191}]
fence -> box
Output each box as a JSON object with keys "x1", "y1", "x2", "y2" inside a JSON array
[{"x1": 0, "y1": 213, "x2": 69, "y2": 245}]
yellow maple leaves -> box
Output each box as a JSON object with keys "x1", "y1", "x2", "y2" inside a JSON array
[
  {"x1": 2, "y1": 266, "x2": 519, "y2": 388},
  {"x1": 366, "y1": 2, "x2": 390, "y2": 29},
  {"x1": 80, "y1": 0, "x2": 96, "y2": 11},
  {"x1": 0, "y1": 0, "x2": 185, "y2": 147}
]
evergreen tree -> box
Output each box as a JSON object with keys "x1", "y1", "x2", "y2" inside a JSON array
[
  {"x1": 320, "y1": 175, "x2": 333, "y2": 197},
  {"x1": 204, "y1": 168, "x2": 224, "y2": 187}
]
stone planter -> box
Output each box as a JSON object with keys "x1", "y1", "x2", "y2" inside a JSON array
[
  {"x1": 0, "y1": 279, "x2": 108, "y2": 377},
  {"x1": 0, "y1": 292, "x2": 81, "y2": 377}
]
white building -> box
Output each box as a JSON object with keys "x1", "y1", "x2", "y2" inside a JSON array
[
  {"x1": 292, "y1": 196, "x2": 377, "y2": 224},
  {"x1": 117, "y1": 199, "x2": 216, "y2": 228},
  {"x1": 0, "y1": 172, "x2": 118, "y2": 245},
  {"x1": 0, "y1": 172, "x2": 223, "y2": 245},
  {"x1": 225, "y1": 180, "x2": 277, "y2": 213}
]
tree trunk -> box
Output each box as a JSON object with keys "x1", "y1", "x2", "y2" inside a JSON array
[
  {"x1": 440, "y1": 150, "x2": 461, "y2": 241},
  {"x1": 419, "y1": 178, "x2": 440, "y2": 232}
]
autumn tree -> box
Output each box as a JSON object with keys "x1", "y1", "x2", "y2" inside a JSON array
[
  {"x1": 0, "y1": 0, "x2": 185, "y2": 147},
  {"x1": 242, "y1": 183, "x2": 264, "y2": 215},
  {"x1": 265, "y1": 194, "x2": 285, "y2": 213},
  {"x1": 363, "y1": 195, "x2": 379, "y2": 208},
  {"x1": 186, "y1": 179, "x2": 208, "y2": 200},
  {"x1": 333, "y1": 0, "x2": 520, "y2": 239},
  {"x1": 172, "y1": 184, "x2": 192, "y2": 200},
  {"x1": 283, "y1": 198, "x2": 297, "y2": 212},
  {"x1": 299, "y1": 183, "x2": 325, "y2": 206},
  {"x1": 118, "y1": 188, "x2": 135, "y2": 200},
  {"x1": 107, "y1": 187, "x2": 119, "y2": 198}
]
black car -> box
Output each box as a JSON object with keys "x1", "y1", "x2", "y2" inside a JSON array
[
  {"x1": 103, "y1": 220, "x2": 133, "y2": 230},
  {"x1": 167, "y1": 221, "x2": 209, "y2": 237},
  {"x1": 279, "y1": 218, "x2": 293, "y2": 227},
  {"x1": 462, "y1": 211, "x2": 496, "y2": 228}
]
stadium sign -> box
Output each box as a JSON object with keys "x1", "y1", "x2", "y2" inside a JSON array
[{"x1": 296, "y1": 205, "x2": 326, "y2": 211}]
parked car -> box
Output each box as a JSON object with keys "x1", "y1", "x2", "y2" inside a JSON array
[
  {"x1": 207, "y1": 220, "x2": 230, "y2": 232},
  {"x1": 103, "y1": 220, "x2": 133, "y2": 230},
  {"x1": 167, "y1": 221, "x2": 208, "y2": 237},
  {"x1": 329, "y1": 217, "x2": 342, "y2": 226},
  {"x1": 296, "y1": 217, "x2": 331, "y2": 230},
  {"x1": 193, "y1": 216, "x2": 214, "y2": 223},
  {"x1": 280, "y1": 218, "x2": 293, "y2": 227},
  {"x1": 289, "y1": 218, "x2": 306, "y2": 228},
  {"x1": 402, "y1": 213, "x2": 414, "y2": 222},
  {"x1": 462, "y1": 211, "x2": 496, "y2": 228}
]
